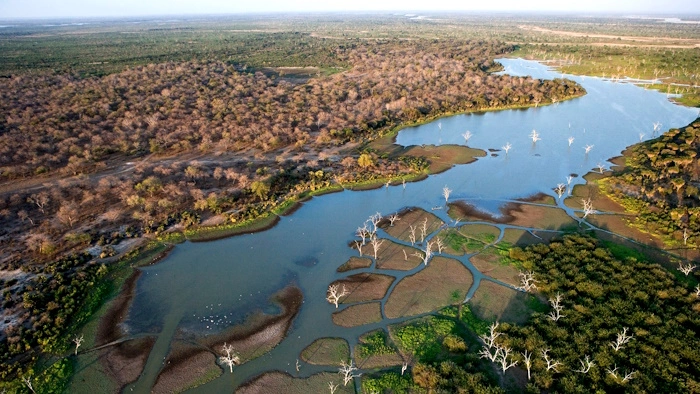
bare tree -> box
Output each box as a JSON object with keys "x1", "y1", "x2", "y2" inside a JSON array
[
  {"x1": 596, "y1": 163, "x2": 606, "y2": 174},
  {"x1": 356, "y1": 224, "x2": 369, "y2": 245},
  {"x1": 639, "y1": 132, "x2": 645, "y2": 142},
  {"x1": 695, "y1": 284, "x2": 700, "y2": 298},
  {"x1": 413, "y1": 241, "x2": 433, "y2": 265},
  {"x1": 555, "y1": 183, "x2": 566, "y2": 199},
  {"x1": 573, "y1": 355, "x2": 595, "y2": 373},
  {"x1": 22, "y1": 377, "x2": 36, "y2": 394},
  {"x1": 495, "y1": 346, "x2": 518, "y2": 373},
  {"x1": 678, "y1": 262, "x2": 697, "y2": 276},
  {"x1": 610, "y1": 327, "x2": 634, "y2": 351},
  {"x1": 683, "y1": 229, "x2": 689, "y2": 245},
  {"x1": 653, "y1": 121, "x2": 662, "y2": 134},
  {"x1": 480, "y1": 322, "x2": 501, "y2": 348},
  {"x1": 435, "y1": 237, "x2": 445, "y2": 254},
  {"x1": 369, "y1": 212, "x2": 382, "y2": 236},
  {"x1": 541, "y1": 348, "x2": 562, "y2": 372},
  {"x1": 607, "y1": 365, "x2": 635, "y2": 383},
  {"x1": 371, "y1": 237, "x2": 384, "y2": 260},
  {"x1": 462, "y1": 130, "x2": 473, "y2": 145},
  {"x1": 584, "y1": 144, "x2": 594, "y2": 154},
  {"x1": 568, "y1": 136, "x2": 575, "y2": 146},
  {"x1": 17, "y1": 210, "x2": 34, "y2": 226},
  {"x1": 442, "y1": 185, "x2": 452, "y2": 203},
  {"x1": 338, "y1": 360, "x2": 361, "y2": 386},
  {"x1": 478, "y1": 344, "x2": 501, "y2": 363},
  {"x1": 566, "y1": 175, "x2": 574, "y2": 185},
  {"x1": 296, "y1": 359, "x2": 301, "y2": 372},
  {"x1": 388, "y1": 213, "x2": 400, "y2": 226},
  {"x1": 73, "y1": 334, "x2": 84, "y2": 356},
  {"x1": 402, "y1": 249, "x2": 408, "y2": 260},
  {"x1": 548, "y1": 292, "x2": 565, "y2": 322},
  {"x1": 409, "y1": 225, "x2": 417, "y2": 245},
  {"x1": 27, "y1": 192, "x2": 50, "y2": 214},
  {"x1": 220, "y1": 342, "x2": 240, "y2": 373},
  {"x1": 420, "y1": 218, "x2": 428, "y2": 242},
  {"x1": 518, "y1": 271, "x2": 537, "y2": 292},
  {"x1": 326, "y1": 284, "x2": 349, "y2": 308},
  {"x1": 581, "y1": 198, "x2": 595, "y2": 219},
  {"x1": 401, "y1": 362, "x2": 409, "y2": 375},
  {"x1": 522, "y1": 350, "x2": 532, "y2": 380},
  {"x1": 328, "y1": 381, "x2": 339, "y2": 394},
  {"x1": 530, "y1": 129, "x2": 541, "y2": 143},
  {"x1": 502, "y1": 142, "x2": 512, "y2": 155},
  {"x1": 354, "y1": 240, "x2": 363, "y2": 257}
]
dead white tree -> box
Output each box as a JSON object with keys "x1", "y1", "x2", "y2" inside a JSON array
[
  {"x1": 622, "y1": 370, "x2": 637, "y2": 383},
  {"x1": 678, "y1": 262, "x2": 697, "y2": 276},
  {"x1": 388, "y1": 213, "x2": 400, "y2": 226},
  {"x1": 683, "y1": 229, "x2": 689, "y2": 245},
  {"x1": 219, "y1": 343, "x2": 240, "y2": 373},
  {"x1": 584, "y1": 144, "x2": 594, "y2": 154},
  {"x1": 435, "y1": 237, "x2": 445, "y2": 254},
  {"x1": 522, "y1": 350, "x2": 532, "y2": 380},
  {"x1": 442, "y1": 185, "x2": 452, "y2": 203},
  {"x1": 478, "y1": 344, "x2": 501, "y2": 363},
  {"x1": 518, "y1": 271, "x2": 537, "y2": 292},
  {"x1": 541, "y1": 349, "x2": 562, "y2": 372},
  {"x1": 463, "y1": 130, "x2": 473, "y2": 144},
  {"x1": 653, "y1": 121, "x2": 662, "y2": 134},
  {"x1": 371, "y1": 237, "x2": 384, "y2": 260},
  {"x1": 566, "y1": 175, "x2": 574, "y2": 185},
  {"x1": 326, "y1": 284, "x2": 349, "y2": 308},
  {"x1": 573, "y1": 355, "x2": 595, "y2": 373},
  {"x1": 409, "y1": 225, "x2": 417, "y2": 245},
  {"x1": 596, "y1": 163, "x2": 606, "y2": 174},
  {"x1": 555, "y1": 183, "x2": 566, "y2": 199},
  {"x1": 568, "y1": 136, "x2": 575, "y2": 146},
  {"x1": 413, "y1": 241, "x2": 433, "y2": 265},
  {"x1": 639, "y1": 132, "x2": 645, "y2": 142},
  {"x1": 338, "y1": 360, "x2": 361, "y2": 386},
  {"x1": 480, "y1": 322, "x2": 501, "y2": 348},
  {"x1": 402, "y1": 179, "x2": 406, "y2": 189},
  {"x1": 354, "y1": 241, "x2": 363, "y2": 257},
  {"x1": 296, "y1": 359, "x2": 301, "y2": 372},
  {"x1": 402, "y1": 249, "x2": 408, "y2": 261},
  {"x1": 548, "y1": 292, "x2": 565, "y2": 322},
  {"x1": 502, "y1": 142, "x2": 512, "y2": 155},
  {"x1": 356, "y1": 224, "x2": 369, "y2": 245},
  {"x1": 530, "y1": 129, "x2": 541, "y2": 143},
  {"x1": 495, "y1": 346, "x2": 518, "y2": 373},
  {"x1": 328, "y1": 381, "x2": 339, "y2": 394},
  {"x1": 607, "y1": 365, "x2": 634, "y2": 383},
  {"x1": 401, "y1": 362, "x2": 409, "y2": 375},
  {"x1": 582, "y1": 198, "x2": 595, "y2": 219},
  {"x1": 22, "y1": 377, "x2": 36, "y2": 394},
  {"x1": 695, "y1": 284, "x2": 700, "y2": 298},
  {"x1": 420, "y1": 218, "x2": 428, "y2": 242},
  {"x1": 73, "y1": 334, "x2": 84, "y2": 356},
  {"x1": 610, "y1": 327, "x2": 634, "y2": 351},
  {"x1": 369, "y1": 213, "x2": 382, "y2": 236}
]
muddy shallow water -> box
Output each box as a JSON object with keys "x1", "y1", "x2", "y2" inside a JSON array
[{"x1": 95, "y1": 59, "x2": 697, "y2": 393}]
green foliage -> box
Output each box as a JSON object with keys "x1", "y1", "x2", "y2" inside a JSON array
[
  {"x1": 357, "y1": 330, "x2": 396, "y2": 359},
  {"x1": 505, "y1": 234, "x2": 700, "y2": 393},
  {"x1": 392, "y1": 316, "x2": 457, "y2": 362},
  {"x1": 362, "y1": 371, "x2": 414, "y2": 394}
]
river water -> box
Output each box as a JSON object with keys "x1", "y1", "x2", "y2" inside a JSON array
[{"x1": 117, "y1": 59, "x2": 696, "y2": 392}]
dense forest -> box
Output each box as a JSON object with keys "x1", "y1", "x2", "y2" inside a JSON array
[
  {"x1": 502, "y1": 234, "x2": 700, "y2": 393},
  {"x1": 603, "y1": 118, "x2": 700, "y2": 246}
]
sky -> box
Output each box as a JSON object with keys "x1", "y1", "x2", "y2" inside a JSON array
[{"x1": 1, "y1": 0, "x2": 699, "y2": 19}]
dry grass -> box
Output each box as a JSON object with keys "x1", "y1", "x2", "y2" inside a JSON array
[
  {"x1": 237, "y1": 371, "x2": 354, "y2": 394},
  {"x1": 374, "y1": 239, "x2": 423, "y2": 270},
  {"x1": 337, "y1": 256, "x2": 372, "y2": 272},
  {"x1": 332, "y1": 302, "x2": 383, "y2": 328},
  {"x1": 300, "y1": 337, "x2": 350, "y2": 366},
  {"x1": 382, "y1": 207, "x2": 444, "y2": 243},
  {"x1": 332, "y1": 273, "x2": 395, "y2": 304},
  {"x1": 470, "y1": 248, "x2": 519, "y2": 287},
  {"x1": 384, "y1": 256, "x2": 473, "y2": 319},
  {"x1": 468, "y1": 280, "x2": 537, "y2": 325}
]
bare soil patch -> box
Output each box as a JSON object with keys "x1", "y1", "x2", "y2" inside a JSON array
[
  {"x1": 300, "y1": 337, "x2": 350, "y2": 366},
  {"x1": 337, "y1": 256, "x2": 372, "y2": 272},
  {"x1": 384, "y1": 256, "x2": 473, "y2": 319},
  {"x1": 468, "y1": 280, "x2": 539, "y2": 325},
  {"x1": 99, "y1": 336, "x2": 157, "y2": 392},
  {"x1": 332, "y1": 273, "x2": 395, "y2": 304},
  {"x1": 382, "y1": 207, "x2": 444, "y2": 243},
  {"x1": 237, "y1": 371, "x2": 354, "y2": 394},
  {"x1": 374, "y1": 239, "x2": 423, "y2": 270},
  {"x1": 332, "y1": 302, "x2": 383, "y2": 328}
]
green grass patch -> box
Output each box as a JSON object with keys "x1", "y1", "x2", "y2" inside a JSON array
[
  {"x1": 362, "y1": 371, "x2": 414, "y2": 394},
  {"x1": 356, "y1": 330, "x2": 397, "y2": 359}
]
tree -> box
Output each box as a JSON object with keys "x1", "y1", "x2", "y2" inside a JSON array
[
  {"x1": 219, "y1": 342, "x2": 240, "y2": 373},
  {"x1": 250, "y1": 180, "x2": 270, "y2": 201},
  {"x1": 326, "y1": 284, "x2": 348, "y2": 308},
  {"x1": 27, "y1": 192, "x2": 50, "y2": 214},
  {"x1": 522, "y1": 350, "x2": 533, "y2": 380},
  {"x1": 573, "y1": 355, "x2": 594, "y2": 374},
  {"x1": 442, "y1": 185, "x2": 452, "y2": 203},
  {"x1": 610, "y1": 327, "x2": 633, "y2": 351},
  {"x1": 357, "y1": 153, "x2": 374, "y2": 168},
  {"x1": 518, "y1": 271, "x2": 537, "y2": 292},
  {"x1": 547, "y1": 292, "x2": 565, "y2": 322},
  {"x1": 73, "y1": 334, "x2": 84, "y2": 356},
  {"x1": 370, "y1": 237, "x2": 384, "y2": 260},
  {"x1": 338, "y1": 360, "x2": 361, "y2": 386}
]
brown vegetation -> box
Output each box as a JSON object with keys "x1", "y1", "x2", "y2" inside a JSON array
[
  {"x1": 332, "y1": 302, "x2": 383, "y2": 328},
  {"x1": 331, "y1": 273, "x2": 395, "y2": 304}
]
